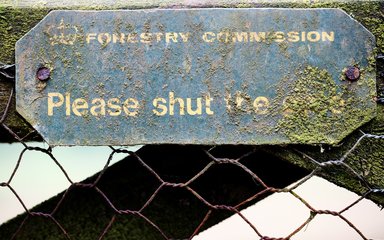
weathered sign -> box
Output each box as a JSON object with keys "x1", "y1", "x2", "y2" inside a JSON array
[{"x1": 16, "y1": 9, "x2": 376, "y2": 145}]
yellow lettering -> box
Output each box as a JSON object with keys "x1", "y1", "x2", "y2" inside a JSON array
[
  {"x1": 98, "y1": 33, "x2": 111, "y2": 45},
  {"x1": 47, "y1": 92, "x2": 64, "y2": 116},
  {"x1": 224, "y1": 93, "x2": 232, "y2": 112},
  {"x1": 202, "y1": 32, "x2": 215, "y2": 43},
  {"x1": 72, "y1": 98, "x2": 89, "y2": 116},
  {"x1": 233, "y1": 32, "x2": 248, "y2": 42},
  {"x1": 205, "y1": 95, "x2": 214, "y2": 115},
  {"x1": 123, "y1": 98, "x2": 139, "y2": 116},
  {"x1": 249, "y1": 32, "x2": 266, "y2": 42},
  {"x1": 87, "y1": 31, "x2": 334, "y2": 45},
  {"x1": 155, "y1": 33, "x2": 163, "y2": 42},
  {"x1": 112, "y1": 33, "x2": 125, "y2": 43},
  {"x1": 140, "y1": 33, "x2": 153, "y2": 43},
  {"x1": 217, "y1": 31, "x2": 230, "y2": 43},
  {"x1": 253, "y1": 96, "x2": 269, "y2": 114},
  {"x1": 169, "y1": 91, "x2": 184, "y2": 115},
  {"x1": 186, "y1": 98, "x2": 202, "y2": 115},
  {"x1": 235, "y1": 92, "x2": 245, "y2": 109},
  {"x1": 287, "y1": 31, "x2": 300, "y2": 42},
  {"x1": 90, "y1": 98, "x2": 106, "y2": 116},
  {"x1": 65, "y1": 92, "x2": 71, "y2": 116},
  {"x1": 165, "y1": 32, "x2": 178, "y2": 43},
  {"x1": 307, "y1": 31, "x2": 320, "y2": 42},
  {"x1": 282, "y1": 97, "x2": 294, "y2": 116},
  {"x1": 225, "y1": 92, "x2": 269, "y2": 114},
  {"x1": 322, "y1": 31, "x2": 334, "y2": 42},
  {"x1": 86, "y1": 33, "x2": 96, "y2": 44},
  {"x1": 274, "y1": 31, "x2": 285, "y2": 42},
  {"x1": 301, "y1": 31, "x2": 306, "y2": 42},
  {"x1": 179, "y1": 32, "x2": 190, "y2": 42},
  {"x1": 107, "y1": 98, "x2": 121, "y2": 116},
  {"x1": 330, "y1": 96, "x2": 345, "y2": 114},
  {"x1": 126, "y1": 33, "x2": 138, "y2": 43},
  {"x1": 152, "y1": 97, "x2": 167, "y2": 116}
]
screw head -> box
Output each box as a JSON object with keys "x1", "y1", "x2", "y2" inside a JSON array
[
  {"x1": 36, "y1": 67, "x2": 51, "y2": 81},
  {"x1": 345, "y1": 66, "x2": 360, "y2": 81}
]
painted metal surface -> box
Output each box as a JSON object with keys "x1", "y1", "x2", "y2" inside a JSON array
[{"x1": 16, "y1": 9, "x2": 376, "y2": 146}]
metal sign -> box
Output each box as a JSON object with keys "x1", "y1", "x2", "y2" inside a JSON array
[{"x1": 16, "y1": 9, "x2": 376, "y2": 146}]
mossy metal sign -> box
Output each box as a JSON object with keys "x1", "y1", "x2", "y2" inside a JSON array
[{"x1": 16, "y1": 9, "x2": 376, "y2": 146}]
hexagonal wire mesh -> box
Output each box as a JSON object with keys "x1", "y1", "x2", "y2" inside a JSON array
[{"x1": 1, "y1": 62, "x2": 384, "y2": 240}]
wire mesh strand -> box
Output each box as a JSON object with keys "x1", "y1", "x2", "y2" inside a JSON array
[{"x1": 1, "y1": 62, "x2": 384, "y2": 240}]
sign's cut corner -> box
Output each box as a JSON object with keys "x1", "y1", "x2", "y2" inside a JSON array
[{"x1": 16, "y1": 8, "x2": 376, "y2": 146}]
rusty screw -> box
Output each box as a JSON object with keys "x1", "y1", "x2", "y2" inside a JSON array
[
  {"x1": 345, "y1": 66, "x2": 360, "y2": 81},
  {"x1": 36, "y1": 67, "x2": 51, "y2": 81}
]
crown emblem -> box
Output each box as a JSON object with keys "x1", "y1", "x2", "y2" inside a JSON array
[{"x1": 48, "y1": 18, "x2": 79, "y2": 45}]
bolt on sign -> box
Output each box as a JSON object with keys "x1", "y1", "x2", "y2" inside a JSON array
[{"x1": 16, "y1": 9, "x2": 376, "y2": 146}]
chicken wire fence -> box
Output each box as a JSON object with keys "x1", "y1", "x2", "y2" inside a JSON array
[{"x1": 1, "y1": 61, "x2": 384, "y2": 240}]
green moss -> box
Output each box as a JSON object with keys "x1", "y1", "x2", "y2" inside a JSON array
[
  {"x1": 276, "y1": 66, "x2": 375, "y2": 144},
  {"x1": 310, "y1": 2, "x2": 384, "y2": 54},
  {"x1": 219, "y1": 1, "x2": 384, "y2": 53},
  {"x1": 0, "y1": 7, "x2": 49, "y2": 64},
  {"x1": 0, "y1": 2, "x2": 383, "y2": 64},
  {"x1": 0, "y1": 0, "x2": 383, "y2": 204},
  {"x1": 265, "y1": 134, "x2": 384, "y2": 206}
]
